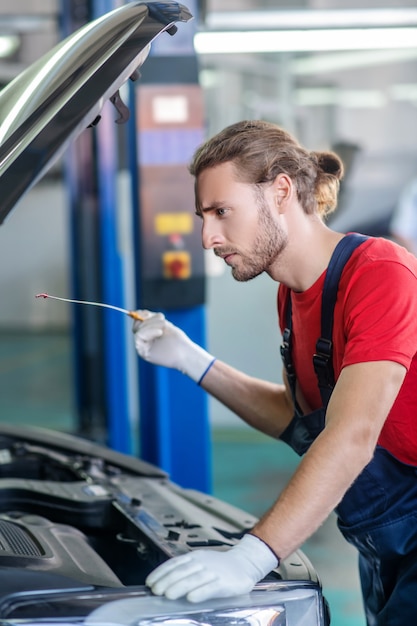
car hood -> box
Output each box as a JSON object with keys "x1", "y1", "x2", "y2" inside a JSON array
[{"x1": 0, "y1": 0, "x2": 193, "y2": 225}]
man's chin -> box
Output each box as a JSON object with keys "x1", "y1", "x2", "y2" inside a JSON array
[{"x1": 231, "y1": 267, "x2": 263, "y2": 282}]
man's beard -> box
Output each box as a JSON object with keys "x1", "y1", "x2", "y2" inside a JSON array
[{"x1": 229, "y1": 197, "x2": 288, "y2": 282}]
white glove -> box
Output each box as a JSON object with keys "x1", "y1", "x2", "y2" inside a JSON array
[
  {"x1": 145, "y1": 534, "x2": 279, "y2": 603},
  {"x1": 133, "y1": 311, "x2": 215, "y2": 384}
]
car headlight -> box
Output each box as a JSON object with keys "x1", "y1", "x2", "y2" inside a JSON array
[{"x1": 86, "y1": 582, "x2": 326, "y2": 626}]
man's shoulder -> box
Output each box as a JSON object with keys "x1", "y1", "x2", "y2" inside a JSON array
[
  {"x1": 341, "y1": 237, "x2": 417, "y2": 290},
  {"x1": 349, "y1": 235, "x2": 417, "y2": 269}
]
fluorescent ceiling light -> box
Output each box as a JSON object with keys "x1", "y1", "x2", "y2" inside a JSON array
[
  {"x1": 0, "y1": 35, "x2": 19, "y2": 58},
  {"x1": 194, "y1": 28, "x2": 417, "y2": 54},
  {"x1": 206, "y1": 9, "x2": 417, "y2": 30},
  {"x1": 292, "y1": 49, "x2": 417, "y2": 75},
  {"x1": 295, "y1": 87, "x2": 386, "y2": 108}
]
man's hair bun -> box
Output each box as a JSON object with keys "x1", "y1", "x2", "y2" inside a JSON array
[{"x1": 311, "y1": 150, "x2": 344, "y2": 180}]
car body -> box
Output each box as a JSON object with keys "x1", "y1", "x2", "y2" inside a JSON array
[{"x1": 0, "y1": 2, "x2": 329, "y2": 624}]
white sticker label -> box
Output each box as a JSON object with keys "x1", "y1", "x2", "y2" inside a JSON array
[{"x1": 152, "y1": 95, "x2": 188, "y2": 123}]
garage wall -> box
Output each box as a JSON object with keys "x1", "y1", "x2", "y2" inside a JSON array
[
  {"x1": 0, "y1": 181, "x2": 70, "y2": 329},
  {"x1": 206, "y1": 268, "x2": 282, "y2": 426}
]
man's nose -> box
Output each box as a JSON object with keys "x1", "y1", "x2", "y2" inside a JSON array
[{"x1": 201, "y1": 221, "x2": 222, "y2": 250}]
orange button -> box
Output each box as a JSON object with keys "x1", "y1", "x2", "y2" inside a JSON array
[{"x1": 162, "y1": 251, "x2": 191, "y2": 279}]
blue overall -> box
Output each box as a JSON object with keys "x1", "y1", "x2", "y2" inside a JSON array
[{"x1": 279, "y1": 234, "x2": 417, "y2": 625}]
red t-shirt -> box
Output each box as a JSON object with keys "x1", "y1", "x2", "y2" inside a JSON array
[{"x1": 278, "y1": 236, "x2": 417, "y2": 465}]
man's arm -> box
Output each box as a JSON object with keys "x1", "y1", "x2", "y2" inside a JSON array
[
  {"x1": 199, "y1": 359, "x2": 294, "y2": 438},
  {"x1": 133, "y1": 311, "x2": 294, "y2": 438},
  {"x1": 250, "y1": 359, "x2": 406, "y2": 560}
]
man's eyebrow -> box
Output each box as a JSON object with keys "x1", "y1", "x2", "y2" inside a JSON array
[{"x1": 198, "y1": 201, "x2": 226, "y2": 213}]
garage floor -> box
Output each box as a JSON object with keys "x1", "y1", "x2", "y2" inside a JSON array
[{"x1": 0, "y1": 330, "x2": 365, "y2": 626}]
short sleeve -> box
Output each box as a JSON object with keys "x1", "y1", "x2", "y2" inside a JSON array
[{"x1": 340, "y1": 259, "x2": 417, "y2": 371}]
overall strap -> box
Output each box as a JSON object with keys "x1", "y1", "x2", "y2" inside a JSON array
[
  {"x1": 280, "y1": 304, "x2": 304, "y2": 416},
  {"x1": 314, "y1": 233, "x2": 368, "y2": 406},
  {"x1": 281, "y1": 233, "x2": 368, "y2": 412}
]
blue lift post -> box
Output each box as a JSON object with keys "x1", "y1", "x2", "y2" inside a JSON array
[
  {"x1": 62, "y1": 0, "x2": 132, "y2": 453},
  {"x1": 128, "y1": 0, "x2": 212, "y2": 492},
  {"x1": 91, "y1": 0, "x2": 132, "y2": 454}
]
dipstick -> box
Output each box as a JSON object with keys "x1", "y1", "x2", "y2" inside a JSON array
[{"x1": 35, "y1": 293, "x2": 144, "y2": 321}]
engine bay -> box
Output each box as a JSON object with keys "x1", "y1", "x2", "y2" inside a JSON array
[
  {"x1": 0, "y1": 425, "x2": 325, "y2": 623},
  {"x1": 0, "y1": 425, "x2": 256, "y2": 596}
]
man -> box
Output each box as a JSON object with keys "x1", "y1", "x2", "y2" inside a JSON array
[{"x1": 133, "y1": 120, "x2": 417, "y2": 625}]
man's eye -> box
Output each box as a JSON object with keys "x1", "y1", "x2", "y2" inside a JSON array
[{"x1": 216, "y1": 208, "x2": 227, "y2": 216}]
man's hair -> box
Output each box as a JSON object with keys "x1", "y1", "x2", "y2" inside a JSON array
[{"x1": 189, "y1": 120, "x2": 344, "y2": 218}]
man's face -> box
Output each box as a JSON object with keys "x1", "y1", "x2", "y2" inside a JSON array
[{"x1": 196, "y1": 162, "x2": 287, "y2": 281}]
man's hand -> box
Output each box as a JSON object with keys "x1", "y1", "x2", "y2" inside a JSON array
[
  {"x1": 133, "y1": 311, "x2": 215, "y2": 383},
  {"x1": 145, "y1": 534, "x2": 279, "y2": 603}
]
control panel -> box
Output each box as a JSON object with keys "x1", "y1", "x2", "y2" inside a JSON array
[{"x1": 135, "y1": 83, "x2": 206, "y2": 309}]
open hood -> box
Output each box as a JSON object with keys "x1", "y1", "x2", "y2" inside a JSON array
[{"x1": 0, "y1": 1, "x2": 193, "y2": 224}]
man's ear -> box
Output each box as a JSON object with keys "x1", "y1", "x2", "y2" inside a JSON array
[{"x1": 274, "y1": 173, "x2": 292, "y2": 212}]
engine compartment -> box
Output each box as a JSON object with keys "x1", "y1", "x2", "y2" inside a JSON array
[
  {"x1": 0, "y1": 426, "x2": 255, "y2": 594},
  {"x1": 0, "y1": 437, "x2": 157, "y2": 588},
  {"x1": 0, "y1": 425, "x2": 326, "y2": 622}
]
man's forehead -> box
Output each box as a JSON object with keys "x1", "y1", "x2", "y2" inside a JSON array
[
  {"x1": 198, "y1": 161, "x2": 237, "y2": 178},
  {"x1": 196, "y1": 162, "x2": 244, "y2": 190}
]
